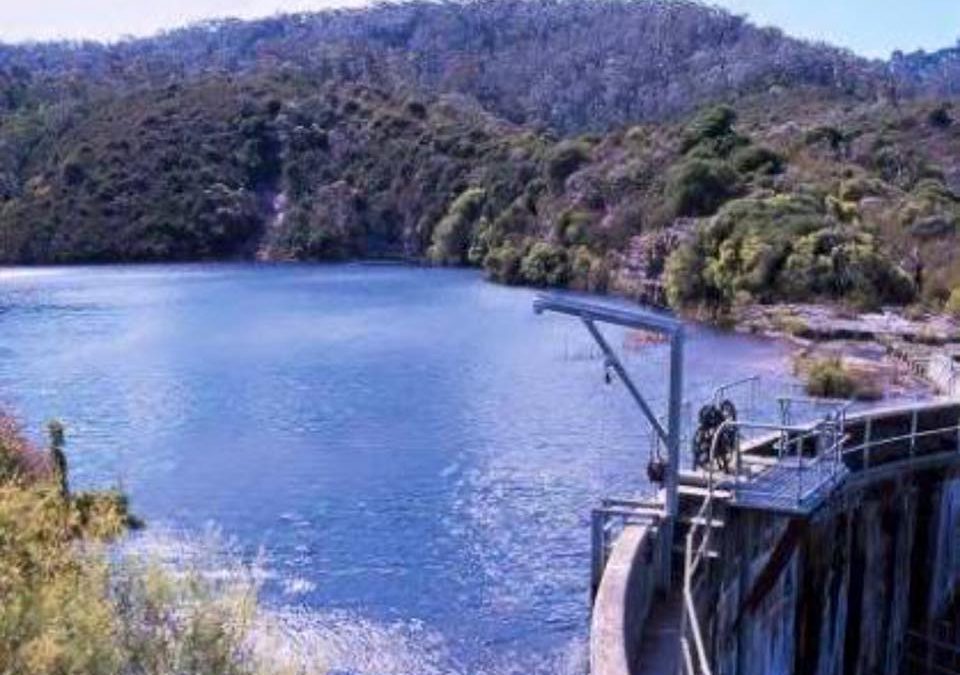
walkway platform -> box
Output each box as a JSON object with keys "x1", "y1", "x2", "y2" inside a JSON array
[
  {"x1": 730, "y1": 456, "x2": 849, "y2": 516},
  {"x1": 679, "y1": 456, "x2": 849, "y2": 517}
]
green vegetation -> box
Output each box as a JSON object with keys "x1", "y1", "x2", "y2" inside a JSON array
[
  {"x1": 0, "y1": 414, "x2": 320, "y2": 675},
  {"x1": 2, "y1": 32, "x2": 960, "y2": 316},
  {"x1": 898, "y1": 179, "x2": 960, "y2": 238},
  {"x1": 666, "y1": 159, "x2": 741, "y2": 217},
  {"x1": 801, "y1": 357, "x2": 858, "y2": 399},
  {"x1": 483, "y1": 242, "x2": 525, "y2": 285},
  {"x1": 680, "y1": 105, "x2": 746, "y2": 156},
  {"x1": 429, "y1": 188, "x2": 487, "y2": 264},
  {"x1": 730, "y1": 145, "x2": 783, "y2": 175},
  {"x1": 546, "y1": 141, "x2": 591, "y2": 190},
  {"x1": 520, "y1": 242, "x2": 570, "y2": 287},
  {"x1": 928, "y1": 104, "x2": 954, "y2": 129},
  {"x1": 798, "y1": 357, "x2": 882, "y2": 401},
  {"x1": 666, "y1": 193, "x2": 916, "y2": 312},
  {"x1": 946, "y1": 288, "x2": 960, "y2": 317},
  {"x1": 2, "y1": 75, "x2": 956, "y2": 315}
]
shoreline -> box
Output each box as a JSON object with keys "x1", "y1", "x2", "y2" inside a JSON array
[
  {"x1": 730, "y1": 302, "x2": 960, "y2": 400},
  {"x1": 0, "y1": 258, "x2": 951, "y2": 399}
]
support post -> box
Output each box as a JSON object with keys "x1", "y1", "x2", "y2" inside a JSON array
[
  {"x1": 910, "y1": 409, "x2": 919, "y2": 456},
  {"x1": 591, "y1": 508, "x2": 605, "y2": 602},
  {"x1": 532, "y1": 294, "x2": 685, "y2": 592},
  {"x1": 661, "y1": 329, "x2": 684, "y2": 591},
  {"x1": 864, "y1": 416, "x2": 873, "y2": 469}
]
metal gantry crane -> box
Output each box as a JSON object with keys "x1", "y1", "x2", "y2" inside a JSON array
[{"x1": 534, "y1": 293, "x2": 684, "y2": 591}]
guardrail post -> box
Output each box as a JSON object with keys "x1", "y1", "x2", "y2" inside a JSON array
[
  {"x1": 864, "y1": 417, "x2": 872, "y2": 469},
  {"x1": 910, "y1": 409, "x2": 919, "y2": 457},
  {"x1": 735, "y1": 434, "x2": 743, "y2": 502},
  {"x1": 797, "y1": 446, "x2": 804, "y2": 507},
  {"x1": 956, "y1": 411, "x2": 960, "y2": 455}
]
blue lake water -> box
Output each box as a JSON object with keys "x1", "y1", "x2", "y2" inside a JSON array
[{"x1": 0, "y1": 264, "x2": 798, "y2": 674}]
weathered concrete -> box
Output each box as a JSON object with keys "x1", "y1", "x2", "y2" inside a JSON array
[
  {"x1": 590, "y1": 524, "x2": 658, "y2": 675},
  {"x1": 590, "y1": 401, "x2": 960, "y2": 675},
  {"x1": 702, "y1": 466, "x2": 960, "y2": 675},
  {"x1": 632, "y1": 590, "x2": 681, "y2": 674}
]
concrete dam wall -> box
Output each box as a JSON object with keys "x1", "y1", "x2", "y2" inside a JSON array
[
  {"x1": 591, "y1": 401, "x2": 960, "y2": 675},
  {"x1": 709, "y1": 464, "x2": 960, "y2": 675}
]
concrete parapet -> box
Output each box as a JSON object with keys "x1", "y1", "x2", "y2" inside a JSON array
[{"x1": 590, "y1": 524, "x2": 657, "y2": 675}]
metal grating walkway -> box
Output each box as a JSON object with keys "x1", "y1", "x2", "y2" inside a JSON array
[{"x1": 731, "y1": 457, "x2": 849, "y2": 515}]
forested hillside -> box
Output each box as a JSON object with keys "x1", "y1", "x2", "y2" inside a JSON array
[
  {"x1": 1, "y1": 0, "x2": 960, "y2": 314},
  {"x1": 0, "y1": 0, "x2": 885, "y2": 132}
]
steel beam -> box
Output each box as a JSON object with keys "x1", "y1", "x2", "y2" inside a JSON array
[
  {"x1": 534, "y1": 293, "x2": 685, "y2": 592},
  {"x1": 533, "y1": 294, "x2": 682, "y2": 336},
  {"x1": 582, "y1": 318, "x2": 669, "y2": 445}
]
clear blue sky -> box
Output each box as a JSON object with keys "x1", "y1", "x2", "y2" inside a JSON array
[
  {"x1": 0, "y1": 0, "x2": 957, "y2": 58},
  {"x1": 718, "y1": 0, "x2": 960, "y2": 58}
]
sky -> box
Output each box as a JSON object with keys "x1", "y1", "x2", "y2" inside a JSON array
[{"x1": 0, "y1": 0, "x2": 957, "y2": 58}]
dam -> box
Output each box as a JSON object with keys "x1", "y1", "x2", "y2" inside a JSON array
[{"x1": 535, "y1": 295, "x2": 960, "y2": 675}]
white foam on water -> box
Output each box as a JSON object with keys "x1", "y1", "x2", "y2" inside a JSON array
[
  {"x1": 119, "y1": 526, "x2": 588, "y2": 675},
  {"x1": 253, "y1": 608, "x2": 459, "y2": 675},
  {"x1": 282, "y1": 576, "x2": 318, "y2": 596},
  {"x1": 252, "y1": 608, "x2": 587, "y2": 675}
]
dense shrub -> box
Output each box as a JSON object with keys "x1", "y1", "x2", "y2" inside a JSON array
[
  {"x1": 799, "y1": 357, "x2": 881, "y2": 401},
  {"x1": 869, "y1": 141, "x2": 938, "y2": 187},
  {"x1": 804, "y1": 125, "x2": 849, "y2": 151},
  {"x1": 898, "y1": 179, "x2": 960, "y2": 236},
  {"x1": 681, "y1": 105, "x2": 739, "y2": 153},
  {"x1": 780, "y1": 229, "x2": 915, "y2": 309},
  {"x1": 467, "y1": 217, "x2": 495, "y2": 265},
  {"x1": 569, "y1": 246, "x2": 610, "y2": 292},
  {"x1": 838, "y1": 176, "x2": 889, "y2": 202},
  {"x1": 802, "y1": 357, "x2": 858, "y2": 399},
  {"x1": 664, "y1": 239, "x2": 710, "y2": 309},
  {"x1": 428, "y1": 187, "x2": 486, "y2": 264},
  {"x1": 0, "y1": 414, "x2": 316, "y2": 675},
  {"x1": 520, "y1": 241, "x2": 570, "y2": 286},
  {"x1": 546, "y1": 141, "x2": 591, "y2": 190},
  {"x1": 731, "y1": 145, "x2": 783, "y2": 175},
  {"x1": 554, "y1": 209, "x2": 594, "y2": 246},
  {"x1": 946, "y1": 288, "x2": 960, "y2": 317},
  {"x1": 484, "y1": 241, "x2": 525, "y2": 284},
  {"x1": 666, "y1": 159, "x2": 741, "y2": 217},
  {"x1": 928, "y1": 104, "x2": 953, "y2": 128},
  {"x1": 666, "y1": 194, "x2": 915, "y2": 310}
]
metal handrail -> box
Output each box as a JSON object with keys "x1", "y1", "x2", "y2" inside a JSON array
[
  {"x1": 844, "y1": 425, "x2": 960, "y2": 454},
  {"x1": 679, "y1": 419, "x2": 727, "y2": 675},
  {"x1": 680, "y1": 415, "x2": 849, "y2": 674},
  {"x1": 712, "y1": 375, "x2": 760, "y2": 406},
  {"x1": 713, "y1": 417, "x2": 845, "y2": 507},
  {"x1": 678, "y1": 401, "x2": 960, "y2": 675},
  {"x1": 777, "y1": 396, "x2": 853, "y2": 427}
]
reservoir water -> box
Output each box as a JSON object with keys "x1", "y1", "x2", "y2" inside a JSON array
[{"x1": 0, "y1": 264, "x2": 797, "y2": 674}]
